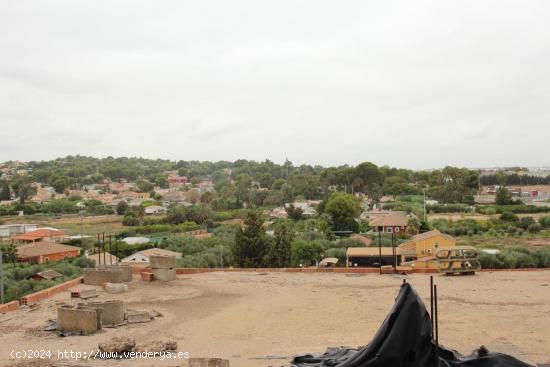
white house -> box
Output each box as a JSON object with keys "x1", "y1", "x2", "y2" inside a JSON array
[
  {"x1": 144, "y1": 205, "x2": 167, "y2": 215},
  {"x1": 120, "y1": 248, "x2": 182, "y2": 266}
]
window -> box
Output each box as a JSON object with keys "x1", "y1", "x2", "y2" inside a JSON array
[
  {"x1": 386, "y1": 227, "x2": 393, "y2": 233},
  {"x1": 395, "y1": 227, "x2": 400, "y2": 232}
]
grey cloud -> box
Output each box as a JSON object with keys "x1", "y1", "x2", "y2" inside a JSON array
[{"x1": 0, "y1": 0, "x2": 549, "y2": 168}]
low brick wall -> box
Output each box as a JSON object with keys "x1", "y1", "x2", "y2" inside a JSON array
[
  {"x1": 174, "y1": 267, "x2": 548, "y2": 275},
  {"x1": 21, "y1": 277, "x2": 83, "y2": 306},
  {"x1": 0, "y1": 300, "x2": 20, "y2": 313},
  {"x1": 174, "y1": 267, "x2": 429, "y2": 275}
]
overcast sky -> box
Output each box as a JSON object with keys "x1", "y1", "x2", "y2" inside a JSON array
[{"x1": 1, "y1": 1, "x2": 549, "y2": 169}]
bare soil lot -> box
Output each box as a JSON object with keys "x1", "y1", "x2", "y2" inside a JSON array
[{"x1": 1, "y1": 271, "x2": 549, "y2": 366}]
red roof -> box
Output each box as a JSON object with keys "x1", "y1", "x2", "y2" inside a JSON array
[{"x1": 12, "y1": 228, "x2": 66, "y2": 241}]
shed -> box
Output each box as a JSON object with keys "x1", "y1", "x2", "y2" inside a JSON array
[
  {"x1": 31, "y1": 270, "x2": 63, "y2": 281},
  {"x1": 346, "y1": 247, "x2": 400, "y2": 267}
]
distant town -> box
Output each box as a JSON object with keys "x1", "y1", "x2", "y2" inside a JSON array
[{"x1": 0, "y1": 156, "x2": 549, "y2": 305}]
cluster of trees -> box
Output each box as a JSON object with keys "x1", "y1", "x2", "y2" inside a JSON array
[
  {"x1": 0, "y1": 198, "x2": 114, "y2": 216},
  {"x1": 0, "y1": 256, "x2": 94, "y2": 303},
  {"x1": 0, "y1": 176, "x2": 37, "y2": 204},
  {"x1": 432, "y1": 214, "x2": 550, "y2": 237},
  {"x1": 159, "y1": 211, "x2": 373, "y2": 269},
  {"x1": 479, "y1": 246, "x2": 550, "y2": 269},
  {"x1": 2, "y1": 156, "x2": 486, "y2": 209},
  {"x1": 480, "y1": 172, "x2": 550, "y2": 186}
]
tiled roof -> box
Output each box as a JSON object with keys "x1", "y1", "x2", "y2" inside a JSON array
[
  {"x1": 17, "y1": 241, "x2": 80, "y2": 258},
  {"x1": 369, "y1": 214, "x2": 409, "y2": 227},
  {"x1": 12, "y1": 228, "x2": 66, "y2": 241},
  {"x1": 34, "y1": 270, "x2": 63, "y2": 280}
]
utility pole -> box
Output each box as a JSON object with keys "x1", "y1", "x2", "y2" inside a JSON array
[
  {"x1": 0, "y1": 248, "x2": 4, "y2": 304},
  {"x1": 79, "y1": 210, "x2": 85, "y2": 246},
  {"x1": 423, "y1": 188, "x2": 427, "y2": 223},
  {"x1": 378, "y1": 231, "x2": 382, "y2": 275}
]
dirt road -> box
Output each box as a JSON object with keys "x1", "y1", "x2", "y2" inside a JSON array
[{"x1": 1, "y1": 271, "x2": 549, "y2": 366}]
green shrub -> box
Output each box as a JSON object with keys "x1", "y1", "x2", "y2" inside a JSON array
[
  {"x1": 122, "y1": 214, "x2": 140, "y2": 226},
  {"x1": 527, "y1": 223, "x2": 541, "y2": 233},
  {"x1": 477, "y1": 205, "x2": 550, "y2": 214},
  {"x1": 0, "y1": 258, "x2": 89, "y2": 303},
  {"x1": 484, "y1": 208, "x2": 497, "y2": 215},
  {"x1": 500, "y1": 212, "x2": 519, "y2": 222},
  {"x1": 539, "y1": 216, "x2": 550, "y2": 229},
  {"x1": 324, "y1": 247, "x2": 347, "y2": 263},
  {"x1": 506, "y1": 226, "x2": 518, "y2": 235},
  {"x1": 478, "y1": 253, "x2": 504, "y2": 269},
  {"x1": 534, "y1": 247, "x2": 550, "y2": 267},
  {"x1": 517, "y1": 216, "x2": 536, "y2": 230},
  {"x1": 291, "y1": 240, "x2": 323, "y2": 267}
]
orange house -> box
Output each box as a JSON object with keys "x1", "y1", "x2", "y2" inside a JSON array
[{"x1": 16, "y1": 242, "x2": 81, "y2": 264}]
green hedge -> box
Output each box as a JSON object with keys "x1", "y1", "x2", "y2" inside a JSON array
[
  {"x1": 476, "y1": 205, "x2": 550, "y2": 214},
  {"x1": 119, "y1": 222, "x2": 201, "y2": 236},
  {"x1": 479, "y1": 247, "x2": 550, "y2": 269}
]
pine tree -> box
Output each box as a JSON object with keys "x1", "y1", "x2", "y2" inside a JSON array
[
  {"x1": 232, "y1": 210, "x2": 271, "y2": 268},
  {"x1": 269, "y1": 220, "x2": 294, "y2": 267},
  {"x1": 0, "y1": 182, "x2": 11, "y2": 201}
]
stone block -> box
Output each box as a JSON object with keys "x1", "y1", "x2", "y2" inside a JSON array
[
  {"x1": 83, "y1": 265, "x2": 132, "y2": 285},
  {"x1": 89, "y1": 300, "x2": 125, "y2": 326},
  {"x1": 126, "y1": 311, "x2": 151, "y2": 323},
  {"x1": 149, "y1": 255, "x2": 176, "y2": 269},
  {"x1": 153, "y1": 267, "x2": 176, "y2": 281},
  {"x1": 57, "y1": 305, "x2": 100, "y2": 334}
]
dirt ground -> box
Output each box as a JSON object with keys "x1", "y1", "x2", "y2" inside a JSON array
[
  {"x1": 1, "y1": 271, "x2": 549, "y2": 367},
  {"x1": 3, "y1": 214, "x2": 124, "y2": 236}
]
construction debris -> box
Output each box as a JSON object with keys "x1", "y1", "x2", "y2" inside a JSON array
[
  {"x1": 83, "y1": 265, "x2": 133, "y2": 285},
  {"x1": 54, "y1": 299, "x2": 127, "y2": 335},
  {"x1": 189, "y1": 358, "x2": 230, "y2": 367},
  {"x1": 98, "y1": 336, "x2": 136, "y2": 353},
  {"x1": 103, "y1": 282, "x2": 128, "y2": 294},
  {"x1": 57, "y1": 304, "x2": 101, "y2": 335},
  {"x1": 135, "y1": 340, "x2": 177, "y2": 353},
  {"x1": 149, "y1": 309, "x2": 163, "y2": 318},
  {"x1": 89, "y1": 300, "x2": 125, "y2": 326},
  {"x1": 70, "y1": 289, "x2": 97, "y2": 299},
  {"x1": 97, "y1": 337, "x2": 177, "y2": 357},
  {"x1": 126, "y1": 311, "x2": 151, "y2": 324}
]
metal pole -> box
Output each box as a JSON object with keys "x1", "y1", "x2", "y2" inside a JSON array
[
  {"x1": 423, "y1": 188, "x2": 427, "y2": 223},
  {"x1": 114, "y1": 233, "x2": 118, "y2": 265},
  {"x1": 392, "y1": 232, "x2": 397, "y2": 273},
  {"x1": 109, "y1": 235, "x2": 113, "y2": 265},
  {"x1": 97, "y1": 234, "x2": 101, "y2": 265},
  {"x1": 430, "y1": 275, "x2": 434, "y2": 335},
  {"x1": 378, "y1": 231, "x2": 382, "y2": 275},
  {"x1": 0, "y1": 248, "x2": 4, "y2": 304},
  {"x1": 102, "y1": 233, "x2": 106, "y2": 265},
  {"x1": 434, "y1": 284, "x2": 439, "y2": 366}
]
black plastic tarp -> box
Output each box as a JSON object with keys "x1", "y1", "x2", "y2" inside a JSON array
[{"x1": 290, "y1": 283, "x2": 534, "y2": 367}]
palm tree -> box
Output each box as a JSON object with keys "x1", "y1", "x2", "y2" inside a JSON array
[
  {"x1": 1, "y1": 244, "x2": 18, "y2": 266},
  {"x1": 137, "y1": 205, "x2": 145, "y2": 226}
]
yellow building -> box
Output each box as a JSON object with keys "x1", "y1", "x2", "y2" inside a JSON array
[{"x1": 398, "y1": 230, "x2": 456, "y2": 268}]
